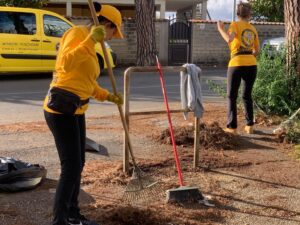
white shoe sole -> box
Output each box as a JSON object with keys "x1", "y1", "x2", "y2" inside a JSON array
[{"x1": 68, "y1": 222, "x2": 82, "y2": 225}]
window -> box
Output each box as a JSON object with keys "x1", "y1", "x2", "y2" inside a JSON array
[
  {"x1": 0, "y1": 12, "x2": 36, "y2": 35},
  {"x1": 43, "y1": 15, "x2": 71, "y2": 38}
]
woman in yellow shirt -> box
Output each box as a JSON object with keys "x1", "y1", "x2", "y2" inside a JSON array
[
  {"x1": 44, "y1": 4, "x2": 123, "y2": 225},
  {"x1": 217, "y1": 1, "x2": 260, "y2": 135}
]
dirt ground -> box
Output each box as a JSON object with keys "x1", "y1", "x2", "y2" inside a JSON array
[{"x1": 1, "y1": 103, "x2": 300, "y2": 225}]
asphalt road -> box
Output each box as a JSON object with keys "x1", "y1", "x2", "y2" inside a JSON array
[{"x1": 0, "y1": 67, "x2": 227, "y2": 125}]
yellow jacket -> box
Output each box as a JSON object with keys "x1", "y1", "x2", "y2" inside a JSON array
[{"x1": 43, "y1": 26, "x2": 109, "y2": 114}]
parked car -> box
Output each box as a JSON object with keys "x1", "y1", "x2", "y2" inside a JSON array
[
  {"x1": 261, "y1": 37, "x2": 285, "y2": 56},
  {"x1": 0, "y1": 6, "x2": 116, "y2": 74}
]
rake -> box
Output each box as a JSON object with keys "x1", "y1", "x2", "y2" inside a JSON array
[{"x1": 87, "y1": 0, "x2": 160, "y2": 203}]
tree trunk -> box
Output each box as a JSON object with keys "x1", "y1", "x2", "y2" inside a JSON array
[
  {"x1": 135, "y1": 0, "x2": 156, "y2": 66},
  {"x1": 284, "y1": 0, "x2": 300, "y2": 76}
]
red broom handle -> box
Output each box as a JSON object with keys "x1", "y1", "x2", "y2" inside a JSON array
[{"x1": 156, "y1": 56, "x2": 184, "y2": 186}]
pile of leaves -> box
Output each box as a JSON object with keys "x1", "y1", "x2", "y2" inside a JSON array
[
  {"x1": 155, "y1": 122, "x2": 237, "y2": 150},
  {"x1": 273, "y1": 108, "x2": 300, "y2": 144},
  {"x1": 255, "y1": 111, "x2": 283, "y2": 126},
  {"x1": 286, "y1": 121, "x2": 300, "y2": 144}
]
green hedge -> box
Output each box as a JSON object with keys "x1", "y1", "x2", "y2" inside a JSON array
[{"x1": 253, "y1": 48, "x2": 300, "y2": 116}]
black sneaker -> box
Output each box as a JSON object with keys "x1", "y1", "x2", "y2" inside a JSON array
[{"x1": 67, "y1": 215, "x2": 100, "y2": 225}]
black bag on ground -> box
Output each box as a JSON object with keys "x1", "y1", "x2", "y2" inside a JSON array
[
  {"x1": 47, "y1": 87, "x2": 81, "y2": 115},
  {"x1": 0, "y1": 157, "x2": 47, "y2": 192}
]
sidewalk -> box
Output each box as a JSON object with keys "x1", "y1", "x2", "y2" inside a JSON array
[{"x1": 1, "y1": 103, "x2": 300, "y2": 225}]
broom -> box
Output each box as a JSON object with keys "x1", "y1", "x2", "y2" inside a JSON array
[
  {"x1": 87, "y1": 0, "x2": 160, "y2": 203},
  {"x1": 155, "y1": 56, "x2": 205, "y2": 203}
]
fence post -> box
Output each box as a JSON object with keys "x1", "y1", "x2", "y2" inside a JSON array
[{"x1": 193, "y1": 117, "x2": 200, "y2": 168}]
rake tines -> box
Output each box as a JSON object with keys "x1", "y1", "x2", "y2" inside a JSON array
[{"x1": 122, "y1": 167, "x2": 163, "y2": 203}]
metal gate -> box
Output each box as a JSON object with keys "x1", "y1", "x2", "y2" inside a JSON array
[{"x1": 168, "y1": 18, "x2": 191, "y2": 65}]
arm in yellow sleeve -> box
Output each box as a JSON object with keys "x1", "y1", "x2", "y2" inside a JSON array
[
  {"x1": 58, "y1": 27, "x2": 96, "y2": 72},
  {"x1": 217, "y1": 21, "x2": 236, "y2": 44},
  {"x1": 227, "y1": 22, "x2": 237, "y2": 44},
  {"x1": 92, "y1": 81, "x2": 110, "y2": 101}
]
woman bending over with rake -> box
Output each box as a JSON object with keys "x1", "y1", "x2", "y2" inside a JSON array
[{"x1": 43, "y1": 3, "x2": 123, "y2": 225}]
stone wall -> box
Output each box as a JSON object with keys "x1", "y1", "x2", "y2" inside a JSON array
[
  {"x1": 69, "y1": 18, "x2": 285, "y2": 66},
  {"x1": 191, "y1": 21, "x2": 285, "y2": 66},
  {"x1": 69, "y1": 17, "x2": 169, "y2": 66},
  {"x1": 109, "y1": 19, "x2": 137, "y2": 66}
]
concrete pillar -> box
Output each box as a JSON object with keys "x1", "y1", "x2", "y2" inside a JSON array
[
  {"x1": 201, "y1": 0, "x2": 207, "y2": 19},
  {"x1": 160, "y1": 0, "x2": 166, "y2": 19},
  {"x1": 66, "y1": 0, "x2": 72, "y2": 17},
  {"x1": 192, "y1": 4, "x2": 197, "y2": 19},
  {"x1": 158, "y1": 21, "x2": 169, "y2": 65}
]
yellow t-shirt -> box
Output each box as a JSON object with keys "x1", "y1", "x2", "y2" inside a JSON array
[
  {"x1": 228, "y1": 21, "x2": 260, "y2": 67},
  {"x1": 43, "y1": 26, "x2": 109, "y2": 114}
]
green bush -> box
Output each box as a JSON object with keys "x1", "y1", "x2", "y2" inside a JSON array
[
  {"x1": 253, "y1": 48, "x2": 300, "y2": 116},
  {"x1": 207, "y1": 80, "x2": 227, "y2": 98},
  {"x1": 286, "y1": 122, "x2": 300, "y2": 144},
  {"x1": 207, "y1": 80, "x2": 243, "y2": 108}
]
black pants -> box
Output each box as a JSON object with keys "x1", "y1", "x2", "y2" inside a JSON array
[
  {"x1": 227, "y1": 66, "x2": 257, "y2": 129},
  {"x1": 44, "y1": 111, "x2": 86, "y2": 225}
]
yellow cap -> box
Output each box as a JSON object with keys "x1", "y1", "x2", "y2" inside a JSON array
[{"x1": 97, "y1": 5, "x2": 123, "y2": 39}]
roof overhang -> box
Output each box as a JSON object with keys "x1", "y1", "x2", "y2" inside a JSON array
[
  {"x1": 165, "y1": 0, "x2": 203, "y2": 11},
  {"x1": 49, "y1": 0, "x2": 204, "y2": 12}
]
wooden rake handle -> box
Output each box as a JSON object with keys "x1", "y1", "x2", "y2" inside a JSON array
[{"x1": 87, "y1": 0, "x2": 137, "y2": 167}]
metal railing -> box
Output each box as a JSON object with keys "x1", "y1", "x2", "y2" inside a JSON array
[{"x1": 123, "y1": 66, "x2": 201, "y2": 172}]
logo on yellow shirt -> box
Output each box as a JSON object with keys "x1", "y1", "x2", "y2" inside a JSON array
[{"x1": 241, "y1": 29, "x2": 256, "y2": 48}]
